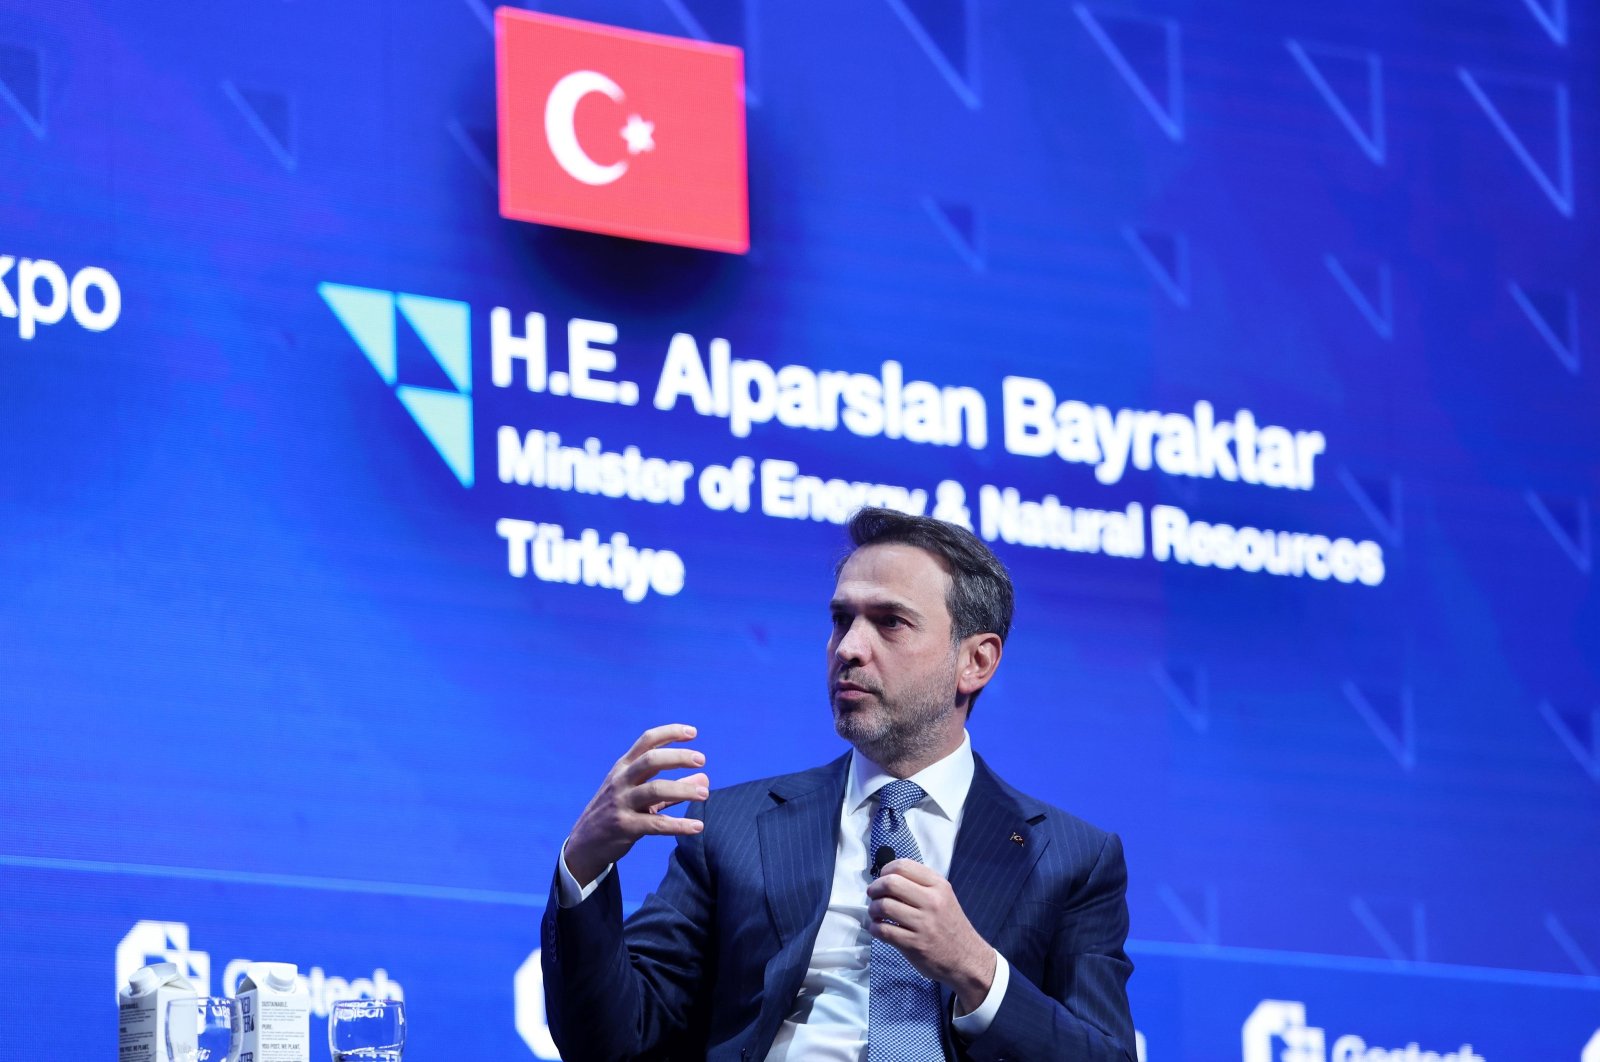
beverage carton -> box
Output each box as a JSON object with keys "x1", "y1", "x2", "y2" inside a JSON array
[
  {"x1": 118, "y1": 961, "x2": 197, "y2": 1062},
  {"x1": 236, "y1": 962, "x2": 311, "y2": 1062}
]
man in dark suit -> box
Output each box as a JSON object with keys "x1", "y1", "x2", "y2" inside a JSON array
[{"x1": 543, "y1": 508, "x2": 1136, "y2": 1061}]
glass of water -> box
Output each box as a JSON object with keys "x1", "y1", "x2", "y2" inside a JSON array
[
  {"x1": 328, "y1": 998, "x2": 406, "y2": 1061},
  {"x1": 166, "y1": 996, "x2": 242, "y2": 1062}
]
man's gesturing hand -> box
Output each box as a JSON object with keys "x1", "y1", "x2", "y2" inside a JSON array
[
  {"x1": 564, "y1": 724, "x2": 709, "y2": 888},
  {"x1": 867, "y1": 860, "x2": 997, "y2": 1015}
]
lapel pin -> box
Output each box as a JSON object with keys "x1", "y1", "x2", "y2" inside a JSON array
[{"x1": 1009, "y1": 832, "x2": 1025, "y2": 846}]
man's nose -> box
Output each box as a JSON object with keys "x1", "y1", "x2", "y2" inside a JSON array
[{"x1": 834, "y1": 617, "x2": 870, "y2": 665}]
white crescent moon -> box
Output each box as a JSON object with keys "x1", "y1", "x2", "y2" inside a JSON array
[{"x1": 545, "y1": 70, "x2": 627, "y2": 187}]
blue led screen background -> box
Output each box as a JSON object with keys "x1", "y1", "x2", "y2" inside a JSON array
[{"x1": 1, "y1": 0, "x2": 1597, "y2": 1057}]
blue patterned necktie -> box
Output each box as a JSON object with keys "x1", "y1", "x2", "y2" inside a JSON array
[{"x1": 867, "y1": 779, "x2": 945, "y2": 1061}]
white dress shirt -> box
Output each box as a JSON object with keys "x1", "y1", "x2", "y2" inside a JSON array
[{"x1": 557, "y1": 732, "x2": 1010, "y2": 1060}]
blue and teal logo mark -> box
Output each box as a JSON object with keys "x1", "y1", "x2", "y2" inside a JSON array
[{"x1": 319, "y1": 282, "x2": 475, "y2": 486}]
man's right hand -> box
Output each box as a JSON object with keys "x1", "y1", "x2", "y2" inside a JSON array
[{"x1": 563, "y1": 724, "x2": 710, "y2": 888}]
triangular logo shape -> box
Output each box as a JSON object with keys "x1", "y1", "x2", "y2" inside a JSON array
[
  {"x1": 1544, "y1": 914, "x2": 1599, "y2": 976},
  {"x1": 1459, "y1": 69, "x2": 1572, "y2": 217},
  {"x1": 320, "y1": 284, "x2": 397, "y2": 383},
  {"x1": 1325, "y1": 254, "x2": 1393, "y2": 339},
  {"x1": 448, "y1": 117, "x2": 499, "y2": 187},
  {"x1": 1520, "y1": 0, "x2": 1568, "y2": 45},
  {"x1": 398, "y1": 294, "x2": 471, "y2": 394},
  {"x1": 886, "y1": 0, "x2": 980, "y2": 109},
  {"x1": 1124, "y1": 226, "x2": 1189, "y2": 306},
  {"x1": 1342, "y1": 680, "x2": 1415, "y2": 769},
  {"x1": 0, "y1": 42, "x2": 45, "y2": 137},
  {"x1": 921, "y1": 197, "x2": 984, "y2": 271},
  {"x1": 1526, "y1": 491, "x2": 1590, "y2": 572},
  {"x1": 319, "y1": 283, "x2": 475, "y2": 487},
  {"x1": 223, "y1": 80, "x2": 297, "y2": 171},
  {"x1": 1338, "y1": 467, "x2": 1403, "y2": 544},
  {"x1": 1287, "y1": 39, "x2": 1384, "y2": 164},
  {"x1": 1537, "y1": 702, "x2": 1600, "y2": 781},
  {"x1": 396, "y1": 387, "x2": 474, "y2": 487},
  {"x1": 1156, "y1": 883, "x2": 1218, "y2": 944},
  {"x1": 1076, "y1": 5, "x2": 1183, "y2": 140},
  {"x1": 1509, "y1": 282, "x2": 1579, "y2": 373},
  {"x1": 1152, "y1": 661, "x2": 1208, "y2": 732}
]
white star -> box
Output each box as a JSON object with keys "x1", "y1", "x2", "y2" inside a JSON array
[{"x1": 620, "y1": 113, "x2": 655, "y2": 155}]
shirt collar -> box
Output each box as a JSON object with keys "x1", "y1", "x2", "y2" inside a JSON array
[{"x1": 847, "y1": 730, "x2": 974, "y2": 821}]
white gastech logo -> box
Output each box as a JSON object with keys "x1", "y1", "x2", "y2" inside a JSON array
[
  {"x1": 116, "y1": 920, "x2": 211, "y2": 998},
  {"x1": 115, "y1": 921, "x2": 404, "y2": 1017},
  {"x1": 0, "y1": 255, "x2": 121, "y2": 339},
  {"x1": 1244, "y1": 1000, "x2": 1485, "y2": 1062}
]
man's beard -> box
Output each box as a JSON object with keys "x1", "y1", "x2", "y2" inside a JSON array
[{"x1": 831, "y1": 655, "x2": 960, "y2": 772}]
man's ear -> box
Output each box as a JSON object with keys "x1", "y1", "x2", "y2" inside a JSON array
[{"x1": 956, "y1": 633, "x2": 1003, "y2": 698}]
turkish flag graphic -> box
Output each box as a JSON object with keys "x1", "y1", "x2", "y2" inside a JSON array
[{"x1": 495, "y1": 8, "x2": 749, "y2": 254}]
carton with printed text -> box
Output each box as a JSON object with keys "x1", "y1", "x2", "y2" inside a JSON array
[
  {"x1": 118, "y1": 961, "x2": 198, "y2": 1062},
  {"x1": 235, "y1": 961, "x2": 311, "y2": 1062}
]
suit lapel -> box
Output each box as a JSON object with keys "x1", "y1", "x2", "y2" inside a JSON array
[
  {"x1": 757, "y1": 753, "x2": 849, "y2": 946},
  {"x1": 948, "y1": 754, "x2": 1049, "y2": 946},
  {"x1": 749, "y1": 755, "x2": 850, "y2": 1056}
]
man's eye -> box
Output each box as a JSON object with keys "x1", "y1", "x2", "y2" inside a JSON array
[{"x1": 878, "y1": 615, "x2": 903, "y2": 629}]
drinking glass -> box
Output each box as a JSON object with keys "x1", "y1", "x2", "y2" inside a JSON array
[
  {"x1": 328, "y1": 998, "x2": 406, "y2": 1061},
  {"x1": 165, "y1": 996, "x2": 242, "y2": 1062}
]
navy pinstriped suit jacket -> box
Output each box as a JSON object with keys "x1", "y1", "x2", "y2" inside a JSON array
[{"x1": 541, "y1": 751, "x2": 1136, "y2": 1061}]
